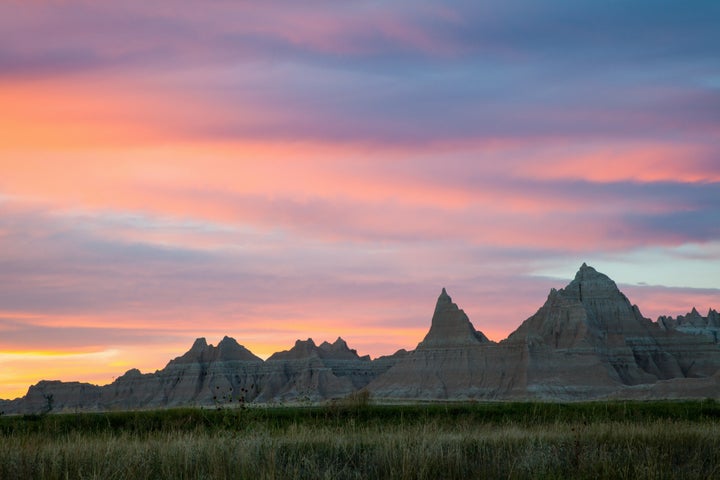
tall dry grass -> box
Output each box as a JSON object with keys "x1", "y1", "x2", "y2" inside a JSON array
[{"x1": 2, "y1": 402, "x2": 720, "y2": 479}]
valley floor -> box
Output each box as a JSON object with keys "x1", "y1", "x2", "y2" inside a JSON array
[{"x1": 2, "y1": 401, "x2": 720, "y2": 479}]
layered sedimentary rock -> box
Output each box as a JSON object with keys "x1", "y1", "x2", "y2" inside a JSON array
[
  {"x1": 418, "y1": 288, "x2": 490, "y2": 347},
  {"x1": 658, "y1": 308, "x2": 720, "y2": 343},
  {"x1": 370, "y1": 264, "x2": 720, "y2": 401},
  {"x1": 22, "y1": 381, "x2": 102, "y2": 413},
  {"x1": 4, "y1": 335, "x2": 402, "y2": 413},
  {"x1": 3, "y1": 263, "x2": 720, "y2": 412},
  {"x1": 101, "y1": 336, "x2": 266, "y2": 410},
  {"x1": 257, "y1": 337, "x2": 401, "y2": 401},
  {"x1": 502, "y1": 264, "x2": 720, "y2": 399},
  {"x1": 257, "y1": 338, "x2": 352, "y2": 402},
  {"x1": 609, "y1": 371, "x2": 720, "y2": 400},
  {"x1": 368, "y1": 288, "x2": 529, "y2": 399}
]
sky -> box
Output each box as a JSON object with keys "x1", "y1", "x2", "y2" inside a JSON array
[{"x1": 1, "y1": 0, "x2": 719, "y2": 400}]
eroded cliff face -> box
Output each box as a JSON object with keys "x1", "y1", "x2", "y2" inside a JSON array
[
  {"x1": 503, "y1": 264, "x2": 720, "y2": 398},
  {"x1": 658, "y1": 308, "x2": 720, "y2": 343},
  {"x1": 257, "y1": 338, "x2": 369, "y2": 402},
  {"x1": 368, "y1": 288, "x2": 528, "y2": 400},
  {"x1": 6, "y1": 336, "x2": 402, "y2": 413},
  {"x1": 370, "y1": 264, "x2": 720, "y2": 401},
  {"x1": 418, "y1": 288, "x2": 490, "y2": 348},
  {"x1": 153, "y1": 336, "x2": 264, "y2": 408},
  {"x1": 4, "y1": 264, "x2": 720, "y2": 413}
]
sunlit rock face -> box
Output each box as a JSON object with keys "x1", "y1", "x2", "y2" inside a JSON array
[{"x1": 3, "y1": 264, "x2": 720, "y2": 412}]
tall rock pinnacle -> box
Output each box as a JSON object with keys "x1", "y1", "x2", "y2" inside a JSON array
[
  {"x1": 418, "y1": 288, "x2": 490, "y2": 348},
  {"x1": 507, "y1": 262, "x2": 662, "y2": 352}
]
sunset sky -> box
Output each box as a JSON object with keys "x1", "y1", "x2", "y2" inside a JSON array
[{"x1": 1, "y1": 1, "x2": 719, "y2": 399}]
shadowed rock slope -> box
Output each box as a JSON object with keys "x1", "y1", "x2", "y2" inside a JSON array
[
  {"x1": 369, "y1": 264, "x2": 720, "y2": 401},
  {"x1": 1, "y1": 336, "x2": 403, "y2": 413},
  {"x1": 658, "y1": 308, "x2": 720, "y2": 343},
  {"x1": 2, "y1": 264, "x2": 719, "y2": 413},
  {"x1": 500, "y1": 263, "x2": 720, "y2": 399},
  {"x1": 367, "y1": 288, "x2": 528, "y2": 399}
]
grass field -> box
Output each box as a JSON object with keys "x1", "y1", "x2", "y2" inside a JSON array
[{"x1": 2, "y1": 400, "x2": 720, "y2": 479}]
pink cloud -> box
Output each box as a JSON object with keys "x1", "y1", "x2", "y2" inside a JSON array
[
  {"x1": 622, "y1": 285, "x2": 720, "y2": 321},
  {"x1": 516, "y1": 142, "x2": 720, "y2": 184},
  {"x1": 1, "y1": 0, "x2": 719, "y2": 401}
]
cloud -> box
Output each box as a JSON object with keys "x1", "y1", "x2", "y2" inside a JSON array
[
  {"x1": 2, "y1": 1, "x2": 718, "y2": 147},
  {"x1": 622, "y1": 285, "x2": 720, "y2": 321},
  {"x1": 1, "y1": 0, "x2": 719, "y2": 399}
]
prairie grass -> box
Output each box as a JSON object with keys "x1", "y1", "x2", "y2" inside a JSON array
[{"x1": 1, "y1": 401, "x2": 720, "y2": 479}]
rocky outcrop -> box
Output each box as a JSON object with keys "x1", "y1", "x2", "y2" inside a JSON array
[
  {"x1": 258, "y1": 338, "x2": 356, "y2": 402},
  {"x1": 23, "y1": 381, "x2": 103, "y2": 413},
  {"x1": 502, "y1": 264, "x2": 720, "y2": 398},
  {"x1": 3, "y1": 263, "x2": 719, "y2": 412},
  {"x1": 658, "y1": 308, "x2": 720, "y2": 343},
  {"x1": 155, "y1": 336, "x2": 264, "y2": 407},
  {"x1": 3, "y1": 336, "x2": 403, "y2": 413},
  {"x1": 418, "y1": 288, "x2": 490, "y2": 348},
  {"x1": 370, "y1": 264, "x2": 720, "y2": 401},
  {"x1": 368, "y1": 289, "x2": 528, "y2": 399},
  {"x1": 258, "y1": 337, "x2": 396, "y2": 401}
]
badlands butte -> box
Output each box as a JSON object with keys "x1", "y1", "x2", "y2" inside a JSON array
[{"x1": 2, "y1": 264, "x2": 720, "y2": 413}]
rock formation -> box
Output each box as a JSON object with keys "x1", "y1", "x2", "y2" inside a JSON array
[
  {"x1": 22, "y1": 381, "x2": 102, "y2": 413},
  {"x1": 418, "y1": 288, "x2": 490, "y2": 347},
  {"x1": 502, "y1": 263, "x2": 720, "y2": 398},
  {"x1": 370, "y1": 264, "x2": 720, "y2": 401},
  {"x1": 3, "y1": 263, "x2": 719, "y2": 412},
  {"x1": 368, "y1": 288, "x2": 528, "y2": 399},
  {"x1": 658, "y1": 308, "x2": 720, "y2": 343},
  {"x1": 3, "y1": 336, "x2": 401, "y2": 413}
]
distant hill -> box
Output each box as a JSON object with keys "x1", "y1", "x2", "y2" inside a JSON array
[{"x1": 2, "y1": 263, "x2": 719, "y2": 414}]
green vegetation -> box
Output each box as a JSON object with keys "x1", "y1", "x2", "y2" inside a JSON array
[{"x1": 2, "y1": 400, "x2": 720, "y2": 479}]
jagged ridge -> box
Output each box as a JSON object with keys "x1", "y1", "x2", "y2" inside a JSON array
[{"x1": 2, "y1": 263, "x2": 719, "y2": 413}]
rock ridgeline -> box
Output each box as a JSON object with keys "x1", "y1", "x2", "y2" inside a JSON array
[
  {"x1": 658, "y1": 308, "x2": 720, "y2": 343},
  {"x1": 2, "y1": 264, "x2": 719, "y2": 413}
]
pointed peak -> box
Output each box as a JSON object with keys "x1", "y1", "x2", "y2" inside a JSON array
[
  {"x1": 439, "y1": 287, "x2": 450, "y2": 299},
  {"x1": 218, "y1": 336, "x2": 237, "y2": 346},
  {"x1": 333, "y1": 337, "x2": 348, "y2": 347},
  {"x1": 421, "y1": 288, "x2": 490, "y2": 348},
  {"x1": 574, "y1": 262, "x2": 600, "y2": 280},
  {"x1": 436, "y1": 287, "x2": 453, "y2": 311},
  {"x1": 167, "y1": 337, "x2": 210, "y2": 366},
  {"x1": 569, "y1": 264, "x2": 619, "y2": 293}
]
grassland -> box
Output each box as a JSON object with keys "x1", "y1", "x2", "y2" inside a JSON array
[{"x1": 2, "y1": 400, "x2": 720, "y2": 479}]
